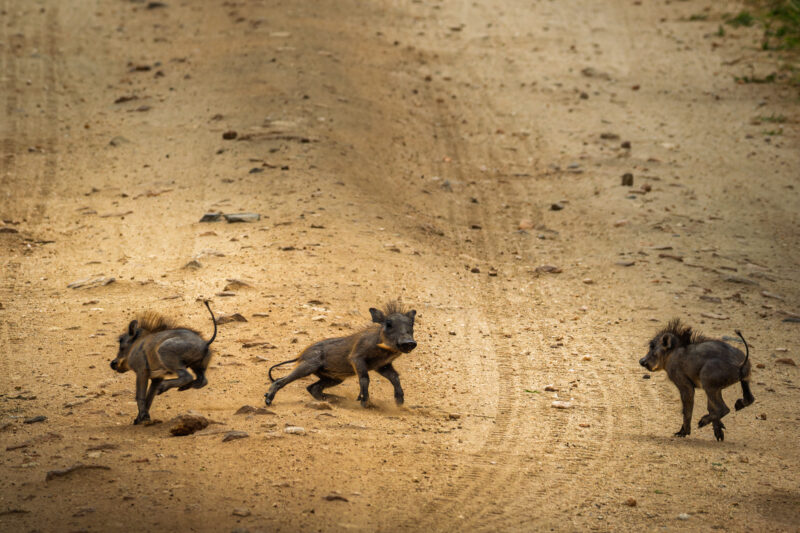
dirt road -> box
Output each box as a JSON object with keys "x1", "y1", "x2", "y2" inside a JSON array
[{"x1": 1, "y1": 0, "x2": 798, "y2": 531}]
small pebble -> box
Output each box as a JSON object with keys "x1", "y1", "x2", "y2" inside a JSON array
[{"x1": 222, "y1": 430, "x2": 249, "y2": 442}]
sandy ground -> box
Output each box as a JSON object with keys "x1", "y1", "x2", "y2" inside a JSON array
[{"x1": 1, "y1": 0, "x2": 799, "y2": 531}]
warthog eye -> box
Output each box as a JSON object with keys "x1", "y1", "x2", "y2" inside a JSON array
[{"x1": 385, "y1": 319, "x2": 393, "y2": 329}]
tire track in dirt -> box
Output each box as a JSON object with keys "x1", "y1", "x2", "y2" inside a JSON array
[{"x1": 397, "y1": 1, "x2": 645, "y2": 526}]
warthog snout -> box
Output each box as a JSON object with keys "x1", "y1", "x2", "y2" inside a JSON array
[{"x1": 398, "y1": 339, "x2": 417, "y2": 353}]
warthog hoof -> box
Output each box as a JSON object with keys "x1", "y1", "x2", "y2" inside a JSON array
[{"x1": 674, "y1": 427, "x2": 690, "y2": 437}]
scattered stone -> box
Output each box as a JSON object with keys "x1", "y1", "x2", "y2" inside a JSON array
[
  {"x1": 582, "y1": 278, "x2": 594, "y2": 284},
  {"x1": 739, "y1": 455, "x2": 750, "y2": 464},
  {"x1": 518, "y1": 219, "x2": 535, "y2": 230},
  {"x1": 677, "y1": 513, "x2": 690, "y2": 521},
  {"x1": 582, "y1": 355, "x2": 592, "y2": 361},
  {"x1": 700, "y1": 295, "x2": 722, "y2": 303},
  {"x1": 643, "y1": 374, "x2": 651, "y2": 379},
  {"x1": 222, "y1": 131, "x2": 238, "y2": 140},
  {"x1": 550, "y1": 202, "x2": 564, "y2": 211},
  {"x1": 222, "y1": 430, "x2": 249, "y2": 442},
  {"x1": 470, "y1": 267, "x2": 480, "y2": 274},
  {"x1": 783, "y1": 317, "x2": 800, "y2": 324},
  {"x1": 109, "y1": 136, "x2": 130, "y2": 147},
  {"x1": 776, "y1": 358, "x2": 796, "y2": 366},
  {"x1": 7, "y1": 432, "x2": 62, "y2": 451},
  {"x1": 535, "y1": 265, "x2": 562, "y2": 274},
  {"x1": 241, "y1": 341, "x2": 276, "y2": 349},
  {"x1": 0, "y1": 509, "x2": 29, "y2": 516},
  {"x1": 311, "y1": 315, "x2": 326, "y2": 322},
  {"x1": 307, "y1": 401, "x2": 332, "y2": 411},
  {"x1": 235, "y1": 405, "x2": 276, "y2": 415},
  {"x1": 216, "y1": 291, "x2": 236, "y2": 297},
  {"x1": 551, "y1": 401, "x2": 571, "y2": 409},
  {"x1": 625, "y1": 498, "x2": 637, "y2": 507},
  {"x1": 723, "y1": 275, "x2": 758, "y2": 286},
  {"x1": 621, "y1": 173, "x2": 634, "y2": 186},
  {"x1": 544, "y1": 384, "x2": 558, "y2": 392},
  {"x1": 224, "y1": 213, "x2": 260, "y2": 223},
  {"x1": 600, "y1": 132, "x2": 620, "y2": 140},
  {"x1": 169, "y1": 414, "x2": 209, "y2": 436},
  {"x1": 613, "y1": 220, "x2": 628, "y2": 227},
  {"x1": 324, "y1": 493, "x2": 348, "y2": 502},
  {"x1": 761, "y1": 291, "x2": 783, "y2": 300},
  {"x1": 0, "y1": 226, "x2": 18, "y2": 233},
  {"x1": 86, "y1": 443, "x2": 119, "y2": 452},
  {"x1": 183, "y1": 260, "x2": 202, "y2": 270},
  {"x1": 581, "y1": 67, "x2": 610, "y2": 79},
  {"x1": 758, "y1": 413, "x2": 767, "y2": 420},
  {"x1": 45, "y1": 464, "x2": 110, "y2": 481},
  {"x1": 23, "y1": 415, "x2": 46, "y2": 424},
  {"x1": 284, "y1": 426, "x2": 306, "y2": 435},
  {"x1": 67, "y1": 276, "x2": 115, "y2": 289},
  {"x1": 658, "y1": 253, "x2": 683, "y2": 262},
  {"x1": 616, "y1": 261, "x2": 635, "y2": 267},
  {"x1": 224, "y1": 279, "x2": 252, "y2": 291},
  {"x1": 199, "y1": 212, "x2": 223, "y2": 222},
  {"x1": 232, "y1": 508, "x2": 251, "y2": 517},
  {"x1": 217, "y1": 313, "x2": 248, "y2": 325},
  {"x1": 756, "y1": 363, "x2": 766, "y2": 369},
  {"x1": 72, "y1": 507, "x2": 96, "y2": 517},
  {"x1": 448, "y1": 413, "x2": 461, "y2": 420},
  {"x1": 701, "y1": 312, "x2": 729, "y2": 320},
  {"x1": 621, "y1": 141, "x2": 631, "y2": 149},
  {"x1": 488, "y1": 269, "x2": 498, "y2": 277}
]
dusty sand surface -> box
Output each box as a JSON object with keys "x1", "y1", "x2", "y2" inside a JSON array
[{"x1": 1, "y1": 0, "x2": 799, "y2": 531}]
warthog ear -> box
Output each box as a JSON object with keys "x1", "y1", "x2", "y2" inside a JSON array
[
  {"x1": 369, "y1": 308, "x2": 386, "y2": 324},
  {"x1": 128, "y1": 320, "x2": 138, "y2": 336},
  {"x1": 406, "y1": 310, "x2": 417, "y2": 323},
  {"x1": 661, "y1": 334, "x2": 672, "y2": 350}
]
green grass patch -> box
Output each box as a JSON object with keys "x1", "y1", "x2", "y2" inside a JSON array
[
  {"x1": 760, "y1": 113, "x2": 788, "y2": 122},
  {"x1": 726, "y1": 10, "x2": 757, "y2": 27},
  {"x1": 735, "y1": 73, "x2": 778, "y2": 83},
  {"x1": 761, "y1": 0, "x2": 800, "y2": 49}
]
